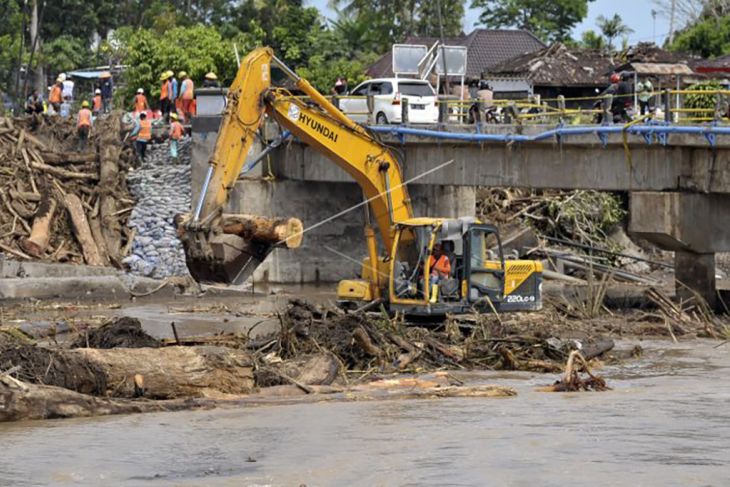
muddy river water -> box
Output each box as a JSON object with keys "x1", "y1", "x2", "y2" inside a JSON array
[{"x1": 1, "y1": 339, "x2": 728, "y2": 486}]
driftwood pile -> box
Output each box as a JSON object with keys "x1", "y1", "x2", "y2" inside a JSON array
[
  {"x1": 476, "y1": 187, "x2": 625, "y2": 249},
  {"x1": 250, "y1": 299, "x2": 616, "y2": 382},
  {"x1": 0, "y1": 114, "x2": 136, "y2": 266}
]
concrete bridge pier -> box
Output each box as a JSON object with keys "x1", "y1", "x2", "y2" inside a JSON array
[{"x1": 629, "y1": 191, "x2": 730, "y2": 308}]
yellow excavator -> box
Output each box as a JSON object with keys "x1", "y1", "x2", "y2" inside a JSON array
[{"x1": 180, "y1": 47, "x2": 543, "y2": 315}]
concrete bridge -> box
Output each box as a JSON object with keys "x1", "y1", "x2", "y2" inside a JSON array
[{"x1": 191, "y1": 118, "x2": 730, "y2": 306}]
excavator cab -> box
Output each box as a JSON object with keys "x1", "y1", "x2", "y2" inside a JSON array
[{"x1": 375, "y1": 218, "x2": 541, "y2": 316}]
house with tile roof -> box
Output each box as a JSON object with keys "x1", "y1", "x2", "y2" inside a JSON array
[
  {"x1": 365, "y1": 29, "x2": 546, "y2": 82},
  {"x1": 483, "y1": 43, "x2": 617, "y2": 106}
]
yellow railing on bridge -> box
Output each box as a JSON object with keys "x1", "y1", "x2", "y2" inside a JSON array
[{"x1": 280, "y1": 88, "x2": 730, "y2": 125}]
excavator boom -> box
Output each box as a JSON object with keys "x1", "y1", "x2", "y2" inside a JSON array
[{"x1": 180, "y1": 47, "x2": 412, "y2": 285}]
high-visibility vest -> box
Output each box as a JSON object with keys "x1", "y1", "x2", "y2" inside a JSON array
[
  {"x1": 77, "y1": 108, "x2": 92, "y2": 128},
  {"x1": 429, "y1": 254, "x2": 451, "y2": 276},
  {"x1": 93, "y1": 95, "x2": 102, "y2": 111},
  {"x1": 170, "y1": 121, "x2": 184, "y2": 140},
  {"x1": 134, "y1": 94, "x2": 147, "y2": 112},
  {"x1": 160, "y1": 80, "x2": 169, "y2": 100},
  {"x1": 49, "y1": 85, "x2": 62, "y2": 103},
  {"x1": 182, "y1": 79, "x2": 194, "y2": 100},
  {"x1": 138, "y1": 119, "x2": 152, "y2": 141}
]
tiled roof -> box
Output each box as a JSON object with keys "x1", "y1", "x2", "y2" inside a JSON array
[
  {"x1": 484, "y1": 43, "x2": 617, "y2": 87},
  {"x1": 365, "y1": 29, "x2": 546, "y2": 78}
]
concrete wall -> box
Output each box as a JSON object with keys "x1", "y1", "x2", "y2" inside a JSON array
[{"x1": 268, "y1": 126, "x2": 730, "y2": 193}]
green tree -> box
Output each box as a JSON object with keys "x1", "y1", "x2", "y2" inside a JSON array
[
  {"x1": 596, "y1": 13, "x2": 633, "y2": 51},
  {"x1": 471, "y1": 0, "x2": 594, "y2": 42},
  {"x1": 579, "y1": 29, "x2": 605, "y2": 49},
  {"x1": 670, "y1": 16, "x2": 730, "y2": 57},
  {"x1": 329, "y1": 0, "x2": 465, "y2": 51},
  {"x1": 118, "y1": 24, "x2": 246, "y2": 106}
]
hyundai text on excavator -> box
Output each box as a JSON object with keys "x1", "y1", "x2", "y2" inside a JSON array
[{"x1": 179, "y1": 47, "x2": 543, "y2": 316}]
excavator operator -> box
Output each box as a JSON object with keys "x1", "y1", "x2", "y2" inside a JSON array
[{"x1": 429, "y1": 243, "x2": 451, "y2": 283}]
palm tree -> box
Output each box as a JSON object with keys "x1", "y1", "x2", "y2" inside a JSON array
[{"x1": 596, "y1": 14, "x2": 634, "y2": 51}]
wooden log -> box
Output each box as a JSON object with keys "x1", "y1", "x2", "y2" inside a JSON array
[
  {"x1": 99, "y1": 114, "x2": 122, "y2": 262},
  {"x1": 63, "y1": 193, "x2": 104, "y2": 266},
  {"x1": 30, "y1": 161, "x2": 98, "y2": 180},
  {"x1": 69, "y1": 346, "x2": 254, "y2": 399},
  {"x1": 39, "y1": 151, "x2": 97, "y2": 165},
  {"x1": 0, "y1": 376, "x2": 210, "y2": 422},
  {"x1": 19, "y1": 195, "x2": 56, "y2": 258},
  {"x1": 220, "y1": 213, "x2": 304, "y2": 249},
  {"x1": 88, "y1": 214, "x2": 111, "y2": 266},
  {"x1": 9, "y1": 190, "x2": 41, "y2": 202}
]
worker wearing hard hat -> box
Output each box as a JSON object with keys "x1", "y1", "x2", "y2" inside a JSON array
[
  {"x1": 100, "y1": 71, "x2": 113, "y2": 113},
  {"x1": 92, "y1": 89, "x2": 103, "y2": 116},
  {"x1": 203, "y1": 72, "x2": 219, "y2": 88},
  {"x1": 77, "y1": 100, "x2": 93, "y2": 151},
  {"x1": 130, "y1": 111, "x2": 152, "y2": 162},
  {"x1": 134, "y1": 88, "x2": 149, "y2": 114},
  {"x1": 169, "y1": 112, "x2": 185, "y2": 162},
  {"x1": 159, "y1": 70, "x2": 174, "y2": 121},
  {"x1": 48, "y1": 78, "x2": 63, "y2": 113},
  {"x1": 179, "y1": 71, "x2": 195, "y2": 122}
]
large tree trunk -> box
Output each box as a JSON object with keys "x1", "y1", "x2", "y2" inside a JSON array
[
  {"x1": 68, "y1": 346, "x2": 254, "y2": 399},
  {"x1": 63, "y1": 193, "x2": 104, "y2": 266},
  {"x1": 0, "y1": 376, "x2": 210, "y2": 422},
  {"x1": 88, "y1": 213, "x2": 111, "y2": 266},
  {"x1": 19, "y1": 191, "x2": 56, "y2": 258},
  {"x1": 220, "y1": 213, "x2": 304, "y2": 249},
  {"x1": 99, "y1": 114, "x2": 123, "y2": 263}
]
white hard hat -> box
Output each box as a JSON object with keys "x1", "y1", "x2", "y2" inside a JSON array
[
  {"x1": 137, "y1": 88, "x2": 144, "y2": 94},
  {"x1": 95, "y1": 88, "x2": 101, "y2": 94},
  {"x1": 58, "y1": 73, "x2": 67, "y2": 82}
]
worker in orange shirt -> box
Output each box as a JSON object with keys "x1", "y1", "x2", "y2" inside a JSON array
[
  {"x1": 49, "y1": 78, "x2": 63, "y2": 113},
  {"x1": 159, "y1": 70, "x2": 173, "y2": 121},
  {"x1": 169, "y1": 113, "x2": 184, "y2": 162},
  {"x1": 179, "y1": 71, "x2": 195, "y2": 122},
  {"x1": 428, "y1": 243, "x2": 451, "y2": 284},
  {"x1": 130, "y1": 112, "x2": 152, "y2": 162},
  {"x1": 92, "y1": 89, "x2": 103, "y2": 116},
  {"x1": 76, "y1": 100, "x2": 93, "y2": 151},
  {"x1": 134, "y1": 88, "x2": 148, "y2": 114}
]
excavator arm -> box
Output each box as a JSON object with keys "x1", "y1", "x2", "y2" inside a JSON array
[{"x1": 181, "y1": 47, "x2": 412, "y2": 288}]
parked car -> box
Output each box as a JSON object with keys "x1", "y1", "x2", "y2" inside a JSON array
[{"x1": 339, "y1": 78, "x2": 438, "y2": 124}]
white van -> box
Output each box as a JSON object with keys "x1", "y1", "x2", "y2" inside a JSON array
[{"x1": 339, "y1": 78, "x2": 439, "y2": 124}]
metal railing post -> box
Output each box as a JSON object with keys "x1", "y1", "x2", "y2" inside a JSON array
[
  {"x1": 401, "y1": 97, "x2": 409, "y2": 124},
  {"x1": 557, "y1": 95, "x2": 566, "y2": 122},
  {"x1": 438, "y1": 98, "x2": 448, "y2": 124},
  {"x1": 367, "y1": 95, "x2": 375, "y2": 124},
  {"x1": 664, "y1": 89, "x2": 672, "y2": 123},
  {"x1": 603, "y1": 94, "x2": 612, "y2": 124}
]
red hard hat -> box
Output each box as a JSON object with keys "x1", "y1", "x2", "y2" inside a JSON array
[{"x1": 610, "y1": 73, "x2": 620, "y2": 83}]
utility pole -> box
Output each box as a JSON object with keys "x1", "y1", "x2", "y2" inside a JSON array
[
  {"x1": 651, "y1": 9, "x2": 657, "y2": 43},
  {"x1": 668, "y1": 0, "x2": 677, "y2": 43},
  {"x1": 435, "y1": 0, "x2": 450, "y2": 94}
]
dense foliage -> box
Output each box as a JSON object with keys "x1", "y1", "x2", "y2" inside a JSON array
[
  {"x1": 671, "y1": 16, "x2": 730, "y2": 57},
  {"x1": 470, "y1": 0, "x2": 594, "y2": 42}
]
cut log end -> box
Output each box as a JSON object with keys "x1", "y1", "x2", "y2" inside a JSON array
[{"x1": 218, "y1": 214, "x2": 304, "y2": 249}]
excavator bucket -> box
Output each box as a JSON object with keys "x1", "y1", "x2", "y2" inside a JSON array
[
  {"x1": 183, "y1": 233, "x2": 274, "y2": 285},
  {"x1": 178, "y1": 213, "x2": 303, "y2": 286}
]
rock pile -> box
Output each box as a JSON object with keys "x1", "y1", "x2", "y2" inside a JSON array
[{"x1": 123, "y1": 139, "x2": 191, "y2": 278}]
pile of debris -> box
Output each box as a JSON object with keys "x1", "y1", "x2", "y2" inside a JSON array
[
  {"x1": 476, "y1": 187, "x2": 626, "y2": 250},
  {"x1": 0, "y1": 114, "x2": 136, "y2": 267},
  {"x1": 252, "y1": 299, "x2": 617, "y2": 385}
]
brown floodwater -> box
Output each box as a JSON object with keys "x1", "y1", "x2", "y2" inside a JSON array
[{"x1": 1, "y1": 339, "x2": 728, "y2": 487}]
